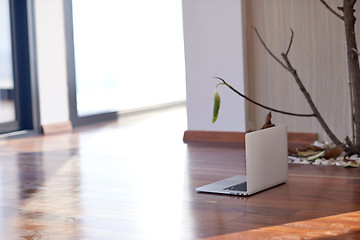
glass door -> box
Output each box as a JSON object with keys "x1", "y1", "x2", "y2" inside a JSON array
[
  {"x1": 0, "y1": 0, "x2": 16, "y2": 127},
  {"x1": 0, "y1": 0, "x2": 39, "y2": 134}
]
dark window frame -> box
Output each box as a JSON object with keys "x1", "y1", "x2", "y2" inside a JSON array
[{"x1": 0, "y1": 0, "x2": 41, "y2": 135}]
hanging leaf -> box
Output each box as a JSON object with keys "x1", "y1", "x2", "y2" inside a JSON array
[{"x1": 212, "y1": 90, "x2": 221, "y2": 123}]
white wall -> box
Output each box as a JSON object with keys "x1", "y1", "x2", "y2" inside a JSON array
[
  {"x1": 32, "y1": 0, "x2": 247, "y2": 131},
  {"x1": 34, "y1": 0, "x2": 69, "y2": 125},
  {"x1": 182, "y1": 0, "x2": 246, "y2": 132}
]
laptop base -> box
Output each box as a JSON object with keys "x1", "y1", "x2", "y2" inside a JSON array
[{"x1": 195, "y1": 175, "x2": 248, "y2": 196}]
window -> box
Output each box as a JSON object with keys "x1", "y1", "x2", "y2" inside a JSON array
[
  {"x1": 65, "y1": 0, "x2": 186, "y2": 126},
  {"x1": 0, "y1": 0, "x2": 39, "y2": 134},
  {"x1": 0, "y1": 0, "x2": 15, "y2": 124}
]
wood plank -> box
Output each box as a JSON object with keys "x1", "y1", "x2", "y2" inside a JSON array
[
  {"x1": 287, "y1": 132, "x2": 317, "y2": 144},
  {"x1": 183, "y1": 130, "x2": 316, "y2": 144},
  {"x1": 0, "y1": 107, "x2": 359, "y2": 240}
]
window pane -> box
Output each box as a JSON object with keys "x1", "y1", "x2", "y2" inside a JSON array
[
  {"x1": 0, "y1": 0, "x2": 15, "y2": 123},
  {"x1": 72, "y1": 0, "x2": 186, "y2": 117}
]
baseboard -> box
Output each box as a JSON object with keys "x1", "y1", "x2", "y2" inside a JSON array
[
  {"x1": 42, "y1": 121, "x2": 73, "y2": 135},
  {"x1": 287, "y1": 132, "x2": 317, "y2": 144},
  {"x1": 183, "y1": 130, "x2": 317, "y2": 144}
]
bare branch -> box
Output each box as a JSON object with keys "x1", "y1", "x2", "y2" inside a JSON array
[
  {"x1": 352, "y1": 47, "x2": 360, "y2": 57},
  {"x1": 344, "y1": 0, "x2": 360, "y2": 150},
  {"x1": 214, "y1": 77, "x2": 316, "y2": 117},
  {"x1": 285, "y1": 29, "x2": 294, "y2": 57},
  {"x1": 346, "y1": 136, "x2": 360, "y2": 153},
  {"x1": 320, "y1": 0, "x2": 344, "y2": 20},
  {"x1": 251, "y1": 26, "x2": 342, "y2": 144},
  {"x1": 348, "y1": 48, "x2": 357, "y2": 142},
  {"x1": 252, "y1": 26, "x2": 341, "y2": 144},
  {"x1": 252, "y1": 27, "x2": 290, "y2": 71},
  {"x1": 280, "y1": 53, "x2": 342, "y2": 145}
]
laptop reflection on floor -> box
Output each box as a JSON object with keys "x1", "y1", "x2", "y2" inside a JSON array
[{"x1": 196, "y1": 125, "x2": 288, "y2": 196}]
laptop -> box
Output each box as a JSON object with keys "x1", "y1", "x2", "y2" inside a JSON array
[{"x1": 195, "y1": 125, "x2": 288, "y2": 196}]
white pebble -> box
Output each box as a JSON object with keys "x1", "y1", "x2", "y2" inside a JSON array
[
  {"x1": 314, "y1": 159, "x2": 322, "y2": 165},
  {"x1": 328, "y1": 158, "x2": 336, "y2": 165},
  {"x1": 335, "y1": 161, "x2": 344, "y2": 166},
  {"x1": 293, "y1": 158, "x2": 301, "y2": 164},
  {"x1": 322, "y1": 160, "x2": 331, "y2": 165}
]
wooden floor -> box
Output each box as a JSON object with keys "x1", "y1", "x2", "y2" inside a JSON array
[{"x1": 0, "y1": 105, "x2": 359, "y2": 239}]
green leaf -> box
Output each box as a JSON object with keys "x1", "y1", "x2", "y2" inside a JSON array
[
  {"x1": 305, "y1": 150, "x2": 325, "y2": 162},
  {"x1": 212, "y1": 90, "x2": 221, "y2": 123}
]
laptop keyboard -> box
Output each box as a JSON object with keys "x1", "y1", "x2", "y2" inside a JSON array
[{"x1": 224, "y1": 182, "x2": 247, "y2": 191}]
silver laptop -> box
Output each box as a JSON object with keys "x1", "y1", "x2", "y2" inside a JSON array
[{"x1": 196, "y1": 125, "x2": 288, "y2": 196}]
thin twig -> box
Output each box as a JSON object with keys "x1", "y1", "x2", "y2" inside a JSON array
[
  {"x1": 214, "y1": 77, "x2": 316, "y2": 117},
  {"x1": 319, "y1": 0, "x2": 344, "y2": 20},
  {"x1": 251, "y1": 26, "x2": 290, "y2": 71},
  {"x1": 285, "y1": 29, "x2": 294, "y2": 57}
]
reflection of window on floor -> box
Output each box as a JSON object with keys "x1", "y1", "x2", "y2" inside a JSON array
[
  {"x1": 0, "y1": 0, "x2": 15, "y2": 123},
  {"x1": 72, "y1": 0, "x2": 186, "y2": 117}
]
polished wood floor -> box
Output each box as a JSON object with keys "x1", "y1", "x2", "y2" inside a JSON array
[{"x1": 0, "y1": 106, "x2": 359, "y2": 239}]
